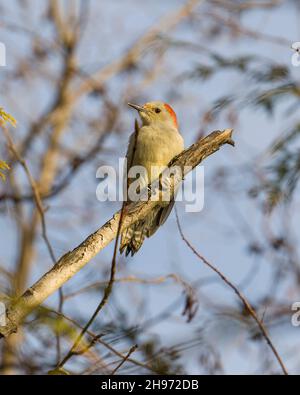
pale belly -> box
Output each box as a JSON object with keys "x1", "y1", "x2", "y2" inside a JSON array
[{"x1": 132, "y1": 126, "x2": 184, "y2": 186}]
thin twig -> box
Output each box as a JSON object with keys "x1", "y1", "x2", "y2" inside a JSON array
[
  {"x1": 111, "y1": 345, "x2": 138, "y2": 375},
  {"x1": 2, "y1": 124, "x2": 65, "y2": 362},
  {"x1": 44, "y1": 307, "x2": 155, "y2": 373},
  {"x1": 72, "y1": 334, "x2": 103, "y2": 356},
  {"x1": 175, "y1": 209, "x2": 288, "y2": 375},
  {"x1": 57, "y1": 120, "x2": 141, "y2": 369},
  {"x1": 63, "y1": 273, "x2": 195, "y2": 300},
  {"x1": 0, "y1": 129, "x2": 234, "y2": 338}
]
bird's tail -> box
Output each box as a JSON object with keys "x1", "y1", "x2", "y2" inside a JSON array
[{"x1": 119, "y1": 200, "x2": 175, "y2": 256}]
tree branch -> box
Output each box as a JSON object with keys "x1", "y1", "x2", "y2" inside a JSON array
[{"x1": 0, "y1": 128, "x2": 234, "y2": 338}]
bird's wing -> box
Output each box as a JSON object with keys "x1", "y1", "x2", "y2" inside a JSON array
[{"x1": 157, "y1": 198, "x2": 175, "y2": 227}]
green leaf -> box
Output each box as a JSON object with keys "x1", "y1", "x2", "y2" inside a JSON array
[{"x1": 48, "y1": 368, "x2": 70, "y2": 375}]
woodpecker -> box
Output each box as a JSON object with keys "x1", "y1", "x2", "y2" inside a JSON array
[{"x1": 120, "y1": 101, "x2": 184, "y2": 256}]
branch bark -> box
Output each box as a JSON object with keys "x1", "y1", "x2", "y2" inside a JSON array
[{"x1": 0, "y1": 128, "x2": 234, "y2": 338}]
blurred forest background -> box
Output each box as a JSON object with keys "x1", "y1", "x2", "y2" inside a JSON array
[{"x1": 0, "y1": 0, "x2": 300, "y2": 375}]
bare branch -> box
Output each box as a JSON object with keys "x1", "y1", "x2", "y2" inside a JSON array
[
  {"x1": 73, "y1": 0, "x2": 202, "y2": 98},
  {"x1": 0, "y1": 128, "x2": 234, "y2": 338}
]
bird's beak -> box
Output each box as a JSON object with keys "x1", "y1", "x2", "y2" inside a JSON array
[{"x1": 128, "y1": 103, "x2": 147, "y2": 113}]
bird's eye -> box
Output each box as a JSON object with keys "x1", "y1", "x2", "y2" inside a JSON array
[{"x1": 154, "y1": 108, "x2": 161, "y2": 113}]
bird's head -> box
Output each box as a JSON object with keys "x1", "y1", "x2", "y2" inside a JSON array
[{"x1": 128, "y1": 101, "x2": 178, "y2": 129}]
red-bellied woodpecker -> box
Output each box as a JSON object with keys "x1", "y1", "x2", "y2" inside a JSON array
[{"x1": 120, "y1": 101, "x2": 184, "y2": 256}]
